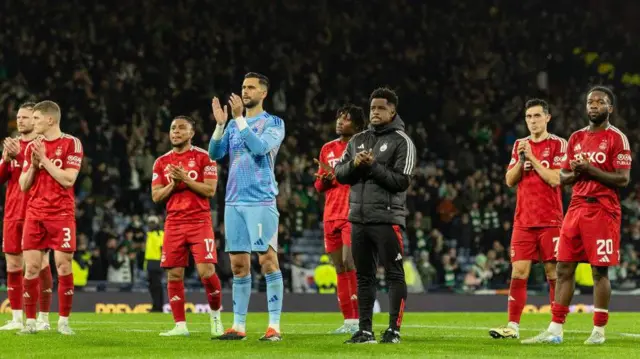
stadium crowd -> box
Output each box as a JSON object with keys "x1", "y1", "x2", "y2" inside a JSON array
[{"x1": 2, "y1": 0, "x2": 640, "y2": 294}]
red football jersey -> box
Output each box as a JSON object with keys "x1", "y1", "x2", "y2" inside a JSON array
[
  {"x1": 23, "y1": 134, "x2": 83, "y2": 219},
  {"x1": 562, "y1": 125, "x2": 632, "y2": 215},
  {"x1": 152, "y1": 146, "x2": 218, "y2": 223},
  {"x1": 508, "y1": 134, "x2": 567, "y2": 228},
  {"x1": 314, "y1": 139, "x2": 350, "y2": 221},
  {"x1": 0, "y1": 139, "x2": 32, "y2": 220}
]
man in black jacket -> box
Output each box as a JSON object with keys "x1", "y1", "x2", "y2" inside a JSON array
[{"x1": 335, "y1": 87, "x2": 417, "y2": 344}]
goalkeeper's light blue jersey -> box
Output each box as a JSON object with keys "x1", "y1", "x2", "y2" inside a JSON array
[{"x1": 208, "y1": 111, "x2": 285, "y2": 206}]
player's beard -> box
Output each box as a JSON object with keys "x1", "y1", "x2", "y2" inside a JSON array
[
  {"x1": 19, "y1": 129, "x2": 34, "y2": 136},
  {"x1": 589, "y1": 111, "x2": 609, "y2": 125},
  {"x1": 172, "y1": 139, "x2": 190, "y2": 150},
  {"x1": 244, "y1": 98, "x2": 260, "y2": 109}
]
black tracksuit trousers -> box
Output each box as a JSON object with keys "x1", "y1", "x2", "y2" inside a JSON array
[{"x1": 351, "y1": 222, "x2": 407, "y2": 333}]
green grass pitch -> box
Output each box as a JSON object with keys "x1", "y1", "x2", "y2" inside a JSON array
[{"x1": 2, "y1": 312, "x2": 640, "y2": 358}]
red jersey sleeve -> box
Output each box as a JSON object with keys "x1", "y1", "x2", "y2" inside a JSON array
[
  {"x1": 152, "y1": 158, "x2": 166, "y2": 187},
  {"x1": 611, "y1": 131, "x2": 632, "y2": 169},
  {"x1": 552, "y1": 137, "x2": 568, "y2": 169},
  {"x1": 202, "y1": 156, "x2": 218, "y2": 180},
  {"x1": 22, "y1": 143, "x2": 33, "y2": 173},
  {"x1": 562, "y1": 134, "x2": 576, "y2": 171},
  {"x1": 64, "y1": 137, "x2": 83, "y2": 170},
  {"x1": 507, "y1": 140, "x2": 520, "y2": 170},
  {"x1": 0, "y1": 159, "x2": 10, "y2": 183}
]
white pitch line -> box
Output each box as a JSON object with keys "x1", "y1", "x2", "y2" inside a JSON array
[{"x1": 69, "y1": 321, "x2": 640, "y2": 337}]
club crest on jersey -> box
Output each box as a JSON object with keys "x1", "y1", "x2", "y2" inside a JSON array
[
  {"x1": 574, "y1": 144, "x2": 581, "y2": 152},
  {"x1": 599, "y1": 140, "x2": 608, "y2": 150},
  {"x1": 542, "y1": 148, "x2": 550, "y2": 157},
  {"x1": 188, "y1": 159, "x2": 196, "y2": 168},
  {"x1": 327, "y1": 151, "x2": 335, "y2": 158},
  {"x1": 55, "y1": 146, "x2": 63, "y2": 157},
  {"x1": 380, "y1": 143, "x2": 388, "y2": 152}
]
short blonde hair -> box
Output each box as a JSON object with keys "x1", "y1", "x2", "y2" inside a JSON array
[{"x1": 33, "y1": 100, "x2": 61, "y2": 122}]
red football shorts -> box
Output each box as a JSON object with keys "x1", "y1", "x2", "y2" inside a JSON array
[
  {"x1": 324, "y1": 219, "x2": 352, "y2": 253},
  {"x1": 2, "y1": 220, "x2": 25, "y2": 254},
  {"x1": 510, "y1": 227, "x2": 559, "y2": 263},
  {"x1": 22, "y1": 218, "x2": 76, "y2": 252},
  {"x1": 162, "y1": 221, "x2": 217, "y2": 268},
  {"x1": 557, "y1": 205, "x2": 620, "y2": 266}
]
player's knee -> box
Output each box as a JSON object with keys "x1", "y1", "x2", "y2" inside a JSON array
[
  {"x1": 197, "y1": 264, "x2": 216, "y2": 279},
  {"x1": 231, "y1": 262, "x2": 249, "y2": 276},
  {"x1": 544, "y1": 263, "x2": 557, "y2": 280},
  {"x1": 591, "y1": 266, "x2": 609, "y2": 281},
  {"x1": 24, "y1": 262, "x2": 42, "y2": 278},
  {"x1": 6, "y1": 257, "x2": 22, "y2": 272},
  {"x1": 344, "y1": 260, "x2": 356, "y2": 272},
  {"x1": 259, "y1": 252, "x2": 279, "y2": 274},
  {"x1": 260, "y1": 260, "x2": 279, "y2": 274},
  {"x1": 556, "y1": 263, "x2": 575, "y2": 280},
  {"x1": 167, "y1": 268, "x2": 185, "y2": 281},
  {"x1": 56, "y1": 261, "x2": 72, "y2": 276},
  {"x1": 511, "y1": 261, "x2": 531, "y2": 279},
  {"x1": 343, "y1": 247, "x2": 356, "y2": 271},
  {"x1": 333, "y1": 261, "x2": 347, "y2": 273}
]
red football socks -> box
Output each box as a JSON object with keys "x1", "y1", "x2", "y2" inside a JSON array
[
  {"x1": 40, "y1": 266, "x2": 53, "y2": 313},
  {"x1": 202, "y1": 274, "x2": 222, "y2": 311},
  {"x1": 347, "y1": 270, "x2": 359, "y2": 319},
  {"x1": 57, "y1": 274, "x2": 74, "y2": 317},
  {"x1": 337, "y1": 272, "x2": 353, "y2": 319},
  {"x1": 551, "y1": 302, "x2": 570, "y2": 324},
  {"x1": 7, "y1": 270, "x2": 23, "y2": 311},
  {"x1": 593, "y1": 309, "x2": 609, "y2": 327},
  {"x1": 168, "y1": 280, "x2": 186, "y2": 323},
  {"x1": 347, "y1": 269, "x2": 360, "y2": 319},
  {"x1": 507, "y1": 278, "x2": 527, "y2": 324},
  {"x1": 23, "y1": 277, "x2": 40, "y2": 320}
]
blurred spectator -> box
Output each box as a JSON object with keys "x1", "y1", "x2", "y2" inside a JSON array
[
  {"x1": 464, "y1": 254, "x2": 491, "y2": 292},
  {"x1": 107, "y1": 241, "x2": 135, "y2": 291},
  {"x1": 416, "y1": 251, "x2": 437, "y2": 291}
]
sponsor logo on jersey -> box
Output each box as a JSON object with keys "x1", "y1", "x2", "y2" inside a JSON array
[
  {"x1": 204, "y1": 165, "x2": 217, "y2": 175},
  {"x1": 616, "y1": 153, "x2": 632, "y2": 166},
  {"x1": 67, "y1": 155, "x2": 82, "y2": 166},
  {"x1": 575, "y1": 152, "x2": 607, "y2": 164}
]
